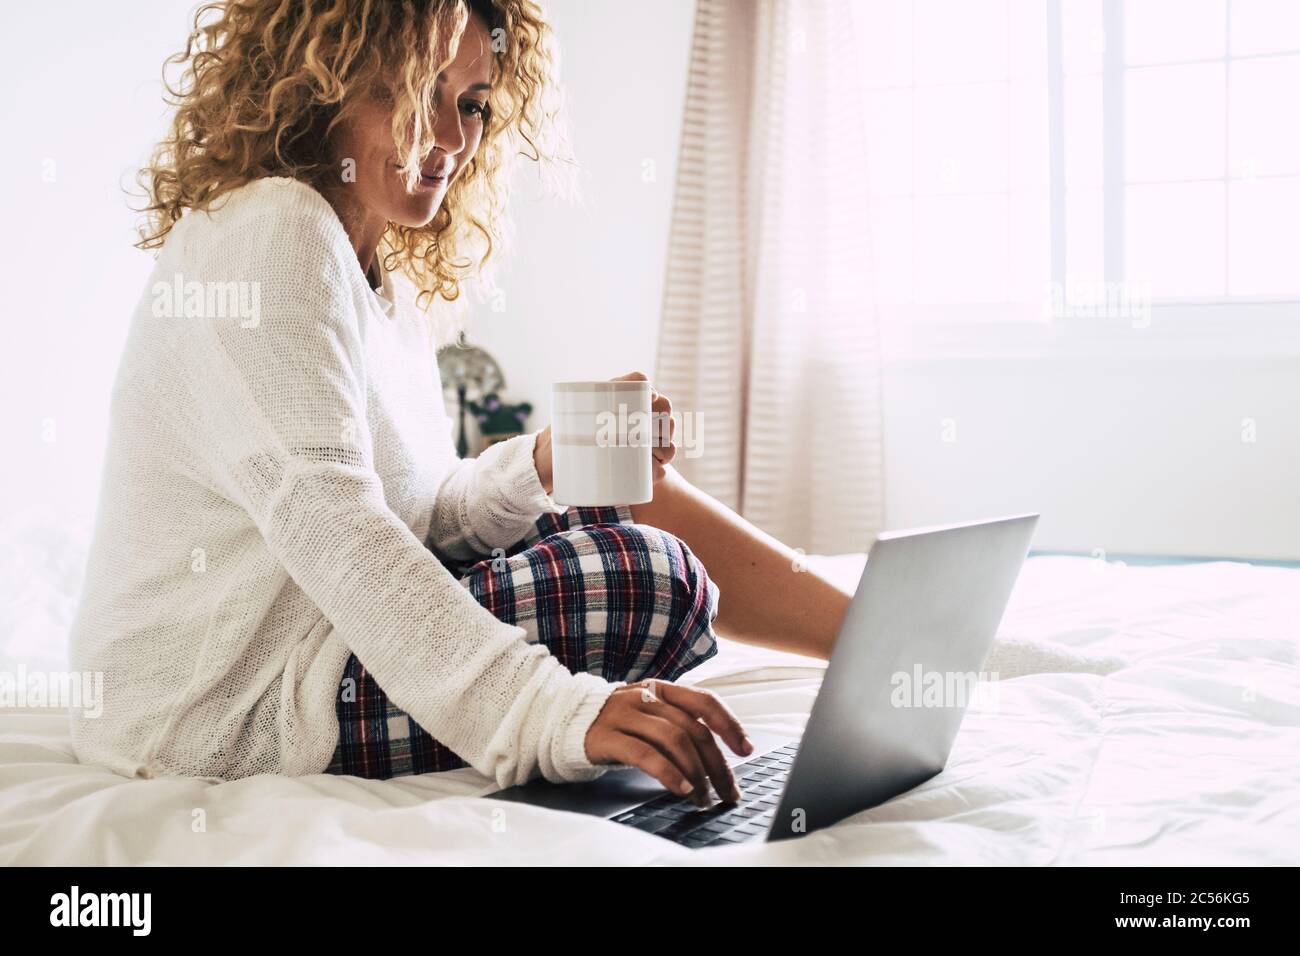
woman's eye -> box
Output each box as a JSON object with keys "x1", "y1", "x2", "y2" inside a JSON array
[{"x1": 460, "y1": 100, "x2": 487, "y2": 119}]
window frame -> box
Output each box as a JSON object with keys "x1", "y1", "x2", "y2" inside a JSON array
[{"x1": 872, "y1": 0, "x2": 1300, "y2": 359}]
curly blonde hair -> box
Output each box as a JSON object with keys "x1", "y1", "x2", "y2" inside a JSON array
[{"x1": 138, "y1": 0, "x2": 575, "y2": 311}]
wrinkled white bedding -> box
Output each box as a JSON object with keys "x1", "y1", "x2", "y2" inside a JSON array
[{"x1": 1, "y1": 554, "x2": 1297, "y2": 865}]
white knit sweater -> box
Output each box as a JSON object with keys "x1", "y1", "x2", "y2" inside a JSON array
[{"x1": 70, "y1": 177, "x2": 619, "y2": 786}]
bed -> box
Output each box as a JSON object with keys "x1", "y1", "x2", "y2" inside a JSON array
[{"x1": 1, "y1": 552, "x2": 1297, "y2": 866}]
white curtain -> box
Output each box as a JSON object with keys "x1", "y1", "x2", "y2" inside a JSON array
[{"x1": 656, "y1": 0, "x2": 884, "y2": 555}]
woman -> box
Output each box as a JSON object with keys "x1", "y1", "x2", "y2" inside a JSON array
[{"x1": 70, "y1": 0, "x2": 851, "y2": 807}]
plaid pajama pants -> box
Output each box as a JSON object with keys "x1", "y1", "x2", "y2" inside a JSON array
[{"x1": 324, "y1": 504, "x2": 721, "y2": 778}]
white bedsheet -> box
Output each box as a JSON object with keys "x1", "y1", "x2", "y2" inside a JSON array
[{"x1": 2, "y1": 554, "x2": 1297, "y2": 866}]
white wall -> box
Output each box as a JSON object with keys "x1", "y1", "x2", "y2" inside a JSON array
[
  {"x1": 0, "y1": 1, "x2": 200, "y2": 529},
  {"x1": 462, "y1": 0, "x2": 698, "y2": 432},
  {"x1": 881, "y1": 354, "x2": 1300, "y2": 561}
]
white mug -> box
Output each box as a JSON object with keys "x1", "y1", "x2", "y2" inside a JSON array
[{"x1": 551, "y1": 380, "x2": 654, "y2": 506}]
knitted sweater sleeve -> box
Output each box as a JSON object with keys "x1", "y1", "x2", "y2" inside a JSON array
[
  {"x1": 427, "y1": 431, "x2": 568, "y2": 563},
  {"x1": 185, "y1": 203, "x2": 616, "y2": 786}
]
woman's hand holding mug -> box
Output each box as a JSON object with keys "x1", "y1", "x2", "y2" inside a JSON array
[
  {"x1": 534, "y1": 370, "x2": 678, "y2": 504},
  {"x1": 611, "y1": 371, "x2": 678, "y2": 481}
]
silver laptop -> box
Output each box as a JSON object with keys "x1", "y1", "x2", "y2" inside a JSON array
[{"x1": 488, "y1": 513, "x2": 1039, "y2": 848}]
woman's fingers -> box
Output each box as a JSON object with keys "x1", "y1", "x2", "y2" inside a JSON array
[
  {"x1": 622, "y1": 713, "x2": 717, "y2": 807},
  {"x1": 602, "y1": 733, "x2": 697, "y2": 798},
  {"x1": 587, "y1": 686, "x2": 707, "y2": 801},
  {"x1": 627, "y1": 679, "x2": 745, "y2": 802},
  {"x1": 585, "y1": 682, "x2": 749, "y2": 805},
  {"x1": 611, "y1": 371, "x2": 677, "y2": 469},
  {"x1": 654, "y1": 682, "x2": 753, "y2": 758},
  {"x1": 650, "y1": 698, "x2": 742, "y2": 803},
  {"x1": 651, "y1": 392, "x2": 676, "y2": 465}
]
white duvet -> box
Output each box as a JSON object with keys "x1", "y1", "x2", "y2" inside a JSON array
[{"x1": 1, "y1": 554, "x2": 1297, "y2": 866}]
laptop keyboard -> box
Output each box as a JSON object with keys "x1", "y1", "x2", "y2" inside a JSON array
[{"x1": 611, "y1": 743, "x2": 797, "y2": 848}]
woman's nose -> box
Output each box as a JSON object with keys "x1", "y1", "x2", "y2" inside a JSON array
[{"x1": 432, "y1": 99, "x2": 466, "y2": 156}]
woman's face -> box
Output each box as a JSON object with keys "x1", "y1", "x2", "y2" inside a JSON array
[{"x1": 332, "y1": 11, "x2": 494, "y2": 231}]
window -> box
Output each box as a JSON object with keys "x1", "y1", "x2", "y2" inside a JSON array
[{"x1": 852, "y1": 0, "x2": 1300, "y2": 327}]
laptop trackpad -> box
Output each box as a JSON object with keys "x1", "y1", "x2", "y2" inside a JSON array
[{"x1": 488, "y1": 766, "x2": 669, "y2": 817}]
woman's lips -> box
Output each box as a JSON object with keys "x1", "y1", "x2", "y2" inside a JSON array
[{"x1": 393, "y1": 162, "x2": 449, "y2": 189}]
